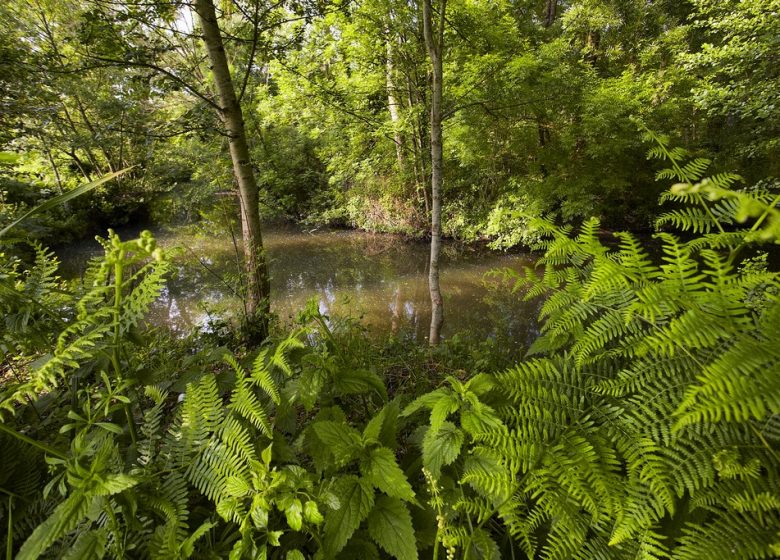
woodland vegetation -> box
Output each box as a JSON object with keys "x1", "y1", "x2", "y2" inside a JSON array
[{"x1": 1, "y1": 0, "x2": 780, "y2": 558}]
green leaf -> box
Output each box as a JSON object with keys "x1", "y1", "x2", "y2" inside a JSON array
[
  {"x1": 62, "y1": 529, "x2": 107, "y2": 560},
  {"x1": 0, "y1": 152, "x2": 20, "y2": 165},
  {"x1": 286, "y1": 499, "x2": 303, "y2": 531},
  {"x1": 261, "y1": 443, "x2": 273, "y2": 466},
  {"x1": 363, "y1": 405, "x2": 389, "y2": 443},
  {"x1": 96, "y1": 422, "x2": 123, "y2": 434},
  {"x1": 402, "y1": 389, "x2": 448, "y2": 417},
  {"x1": 363, "y1": 402, "x2": 400, "y2": 448},
  {"x1": 17, "y1": 492, "x2": 95, "y2": 560},
  {"x1": 367, "y1": 496, "x2": 418, "y2": 560},
  {"x1": 267, "y1": 531, "x2": 283, "y2": 546},
  {"x1": 95, "y1": 473, "x2": 139, "y2": 496},
  {"x1": 311, "y1": 421, "x2": 363, "y2": 465},
  {"x1": 422, "y1": 422, "x2": 464, "y2": 478},
  {"x1": 341, "y1": 537, "x2": 380, "y2": 559},
  {"x1": 180, "y1": 521, "x2": 216, "y2": 557},
  {"x1": 460, "y1": 402, "x2": 503, "y2": 435},
  {"x1": 226, "y1": 476, "x2": 251, "y2": 497},
  {"x1": 0, "y1": 169, "x2": 131, "y2": 238},
  {"x1": 361, "y1": 447, "x2": 415, "y2": 503},
  {"x1": 465, "y1": 373, "x2": 496, "y2": 396},
  {"x1": 304, "y1": 500, "x2": 324, "y2": 524},
  {"x1": 324, "y1": 475, "x2": 375, "y2": 556},
  {"x1": 429, "y1": 394, "x2": 459, "y2": 436},
  {"x1": 334, "y1": 368, "x2": 386, "y2": 398},
  {"x1": 287, "y1": 551, "x2": 305, "y2": 560},
  {"x1": 467, "y1": 528, "x2": 500, "y2": 560}
]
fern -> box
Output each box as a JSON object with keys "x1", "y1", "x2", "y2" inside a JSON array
[{"x1": 402, "y1": 136, "x2": 780, "y2": 558}]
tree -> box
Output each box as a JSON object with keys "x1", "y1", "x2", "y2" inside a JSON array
[
  {"x1": 681, "y1": 0, "x2": 780, "y2": 177},
  {"x1": 422, "y1": 0, "x2": 445, "y2": 345},
  {"x1": 193, "y1": 0, "x2": 271, "y2": 340}
]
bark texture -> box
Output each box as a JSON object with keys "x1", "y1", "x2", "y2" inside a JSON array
[
  {"x1": 423, "y1": 0, "x2": 445, "y2": 345},
  {"x1": 194, "y1": 0, "x2": 270, "y2": 339}
]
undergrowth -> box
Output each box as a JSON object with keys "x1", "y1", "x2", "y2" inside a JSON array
[{"x1": 1, "y1": 135, "x2": 779, "y2": 559}]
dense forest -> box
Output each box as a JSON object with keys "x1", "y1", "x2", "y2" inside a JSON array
[{"x1": 1, "y1": 0, "x2": 780, "y2": 558}]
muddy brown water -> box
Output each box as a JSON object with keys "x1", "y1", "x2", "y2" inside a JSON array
[{"x1": 57, "y1": 224, "x2": 541, "y2": 347}]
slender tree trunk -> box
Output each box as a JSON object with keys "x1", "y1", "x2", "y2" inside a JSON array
[
  {"x1": 386, "y1": 37, "x2": 406, "y2": 177},
  {"x1": 536, "y1": 2, "x2": 557, "y2": 177},
  {"x1": 194, "y1": 0, "x2": 270, "y2": 340},
  {"x1": 423, "y1": 0, "x2": 445, "y2": 345},
  {"x1": 39, "y1": 138, "x2": 64, "y2": 196},
  {"x1": 537, "y1": 120, "x2": 550, "y2": 177},
  {"x1": 544, "y1": 0, "x2": 558, "y2": 28},
  {"x1": 405, "y1": 75, "x2": 429, "y2": 214}
]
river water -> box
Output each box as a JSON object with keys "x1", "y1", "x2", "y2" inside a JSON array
[{"x1": 58, "y1": 224, "x2": 541, "y2": 348}]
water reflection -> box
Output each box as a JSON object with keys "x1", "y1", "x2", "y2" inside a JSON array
[{"x1": 57, "y1": 225, "x2": 542, "y2": 348}]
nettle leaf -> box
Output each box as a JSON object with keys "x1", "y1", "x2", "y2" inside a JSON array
[
  {"x1": 324, "y1": 475, "x2": 375, "y2": 556},
  {"x1": 465, "y1": 373, "x2": 496, "y2": 396},
  {"x1": 460, "y1": 401, "x2": 504, "y2": 435},
  {"x1": 422, "y1": 421, "x2": 464, "y2": 478},
  {"x1": 225, "y1": 475, "x2": 251, "y2": 497},
  {"x1": 94, "y1": 473, "x2": 139, "y2": 496},
  {"x1": 402, "y1": 388, "x2": 449, "y2": 417},
  {"x1": 304, "y1": 407, "x2": 348, "y2": 469},
  {"x1": 341, "y1": 536, "x2": 381, "y2": 559},
  {"x1": 335, "y1": 368, "x2": 386, "y2": 398},
  {"x1": 363, "y1": 401, "x2": 400, "y2": 447},
  {"x1": 429, "y1": 393, "x2": 460, "y2": 435},
  {"x1": 367, "y1": 496, "x2": 418, "y2": 560},
  {"x1": 312, "y1": 421, "x2": 364, "y2": 465},
  {"x1": 363, "y1": 407, "x2": 388, "y2": 443},
  {"x1": 17, "y1": 492, "x2": 96, "y2": 560},
  {"x1": 361, "y1": 446, "x2": 416, "y2": 503}
]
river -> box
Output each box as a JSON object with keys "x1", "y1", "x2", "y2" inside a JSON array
[{"x1": 57, "y1": 224, "x2": 541, "y2": 348}]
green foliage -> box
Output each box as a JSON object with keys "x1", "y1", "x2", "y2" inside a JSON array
[
  {"x1": 0, "y1": 231, "x2": 425, "y2": 559},
  {"x1": 3, "y1": 135, "x2": 780, "y2": 559},
  {"x1": 402, "y1": 147, "x2": 780, "y2": 558}
]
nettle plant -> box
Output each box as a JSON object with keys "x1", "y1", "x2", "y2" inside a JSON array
[
  {"x1": 403, "y1": 137, "x2": 780, "y2": 559},
  {"x1": 0, "y1": 233, "x2": 424, "y2": 559}
]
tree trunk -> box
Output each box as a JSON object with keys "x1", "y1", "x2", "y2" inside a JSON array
[
  {"x1": 544, "y1": 0, "x2": 558, "y2": 28},
  {"x1": 423, "y1": 0, "x2": 445, "y2": 345},
  {"x1": 405, "y1": 74, "x2": 429, "y2": 215},
  {"x1": 194, "y1": 0, "x2": 270, "y2": 341},
  {"x1": 386, "y1": 38, "x2": 407, "y2": 177}
]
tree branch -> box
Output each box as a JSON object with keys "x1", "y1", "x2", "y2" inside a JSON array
[{"x1": 85, "y1": 55, "x2": 221, "y2": 111}]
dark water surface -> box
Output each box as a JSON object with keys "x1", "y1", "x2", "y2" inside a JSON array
[{"x1": 57, "y1": 224, "x2": 541, "y2": 347}]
